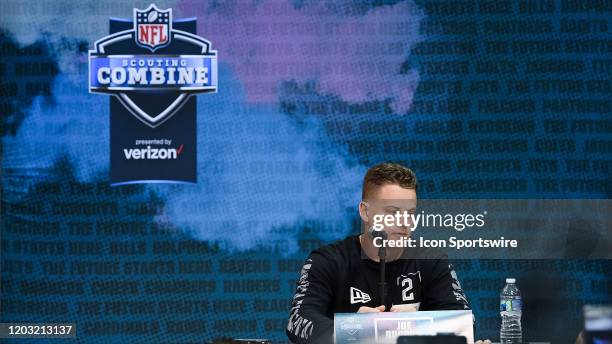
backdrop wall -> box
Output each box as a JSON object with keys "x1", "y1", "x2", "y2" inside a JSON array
[{"x1": 1, "y1": 1, "x2": 610, "y2": 343}]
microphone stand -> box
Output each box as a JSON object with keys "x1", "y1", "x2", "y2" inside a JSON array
[{"x1": 378, "y1": 231, "x2": 387, "y2": 308}]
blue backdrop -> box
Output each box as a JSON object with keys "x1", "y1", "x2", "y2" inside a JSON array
[{"x1": 1, "y1": 1, "x2": 610, "y2": 343}]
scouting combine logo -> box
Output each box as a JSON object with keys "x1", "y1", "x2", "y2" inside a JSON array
[
  {"x1": 89, "y1": 4, "x2": 217, "y2": 128},
  {"x1": 89, "y1": 4, "x2": 217, "y2": 185}
]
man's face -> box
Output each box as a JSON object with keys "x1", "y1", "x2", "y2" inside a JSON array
[{"x1": 361, "y1": 184, "x2": 417, "y2": 240}]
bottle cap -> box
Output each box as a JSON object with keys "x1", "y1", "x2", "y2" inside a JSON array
[{"x1": 506, "y1": 278, "x2": 516, "y2": 283}]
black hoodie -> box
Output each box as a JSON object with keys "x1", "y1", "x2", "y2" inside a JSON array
[{"x1": 286, "y1": 235, "x2": 470, "y2": 343}]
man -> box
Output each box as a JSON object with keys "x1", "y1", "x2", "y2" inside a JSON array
[{"x1": 286, "y1": 162, "x2": 490, "y2": 343}]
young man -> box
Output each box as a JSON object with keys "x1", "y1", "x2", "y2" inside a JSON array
[{"x1": 286, "y1": 162, "x2": 482, "y2": 344}]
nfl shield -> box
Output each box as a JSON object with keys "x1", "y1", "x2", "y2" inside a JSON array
[{"x1": 134, "y1": 4, "x2": 171, "y2": 51}]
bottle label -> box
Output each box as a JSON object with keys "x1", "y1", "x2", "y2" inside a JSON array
[{"x1": 500, "y1": 298, "x2": 522, "y2": 312}]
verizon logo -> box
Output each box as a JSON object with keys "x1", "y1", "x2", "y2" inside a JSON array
[{"x1": 124, "y1": 144, "x2": 184, "y2": 160}]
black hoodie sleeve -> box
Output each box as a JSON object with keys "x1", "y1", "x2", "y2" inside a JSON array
[
  {"x1": 421, "y1": 258, "x2": 471, "y2": 311},
  {"x1": 286, "y1": 251, "x2": 337, "y2": 344}
]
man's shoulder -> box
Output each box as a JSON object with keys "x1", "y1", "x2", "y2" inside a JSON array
[{"x1": 310, "y1": 235, "x2": 359, "y2": 263}]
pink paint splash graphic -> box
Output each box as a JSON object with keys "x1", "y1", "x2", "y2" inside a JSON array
[{"x1": 176, "y1": 0, "x2": 424, "y2": 114}]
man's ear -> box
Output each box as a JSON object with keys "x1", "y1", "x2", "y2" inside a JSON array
[{"x1": 358, "y1": 201, "x2": 369, "y2": 223}]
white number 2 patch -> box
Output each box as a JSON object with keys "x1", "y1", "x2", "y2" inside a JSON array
[
  {"x1": 397, "y1": 271, "x2": 420, "y2": 302},
  {"x1": 400, "y1": 277, "x2": 414, "y2": 301}
]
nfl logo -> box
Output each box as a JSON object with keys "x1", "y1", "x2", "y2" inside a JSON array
[{"x1": 134, "y1": 4, "x2": 171, "y2": 51}]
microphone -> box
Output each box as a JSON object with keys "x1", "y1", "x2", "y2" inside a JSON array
[
  {"x1": 369, "y1": 228, "x2": 387, "y2": 307},
  {"x1": 368, "y1": 227, "x2": 387, "y2": 239},
  {"x1": 369, "y1": 228, "x2": 387, "y2": 258}
]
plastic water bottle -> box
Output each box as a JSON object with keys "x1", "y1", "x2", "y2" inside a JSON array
[{"x1": 500, "y1": 278, "x2": 522, "y2": 343}]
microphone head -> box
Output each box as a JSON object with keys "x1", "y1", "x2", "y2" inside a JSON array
[
  {"x1": 369, "y1": 228, "x2": 388, "y2": 259},
  {"x1": 369, "y1": 228, "x2": 388, "y2": 240}
]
